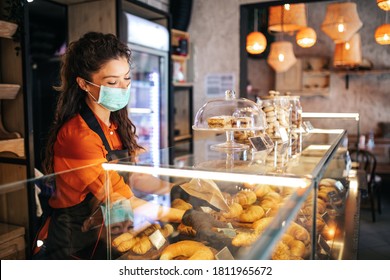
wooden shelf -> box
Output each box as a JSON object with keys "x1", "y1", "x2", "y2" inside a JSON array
[
  {"x1": 332, "y1": 69, "x2": 390, "y2": 89},
  {"x1": 174, "y1": 134, "x2": 192, "y2": 142},
  {"x1": 0, "y1": 138, "x2": 24, "y2": 157},
  {"x1": 173, "y1": 82, "x2": 193, "y2": 87}
]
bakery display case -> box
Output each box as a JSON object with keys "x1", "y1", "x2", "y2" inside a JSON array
[{"x1": 99, "y1": 128, "x2": 359, "y2": 260}]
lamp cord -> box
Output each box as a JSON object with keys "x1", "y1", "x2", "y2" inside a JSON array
[{"x1": 254, "y1": 8, "x2": 258, "y2": 32}]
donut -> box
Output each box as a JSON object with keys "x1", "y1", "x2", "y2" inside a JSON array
[{"x1": 160, "y1": 240, "x2": 215, "y2": 260}]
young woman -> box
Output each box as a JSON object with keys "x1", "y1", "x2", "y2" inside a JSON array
[{"x1": 37, "y1": 32, "x2": 227, "y2": 260}]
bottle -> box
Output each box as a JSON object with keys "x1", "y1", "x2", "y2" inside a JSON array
[{"x1": 367, "y1": 130, "x2": 375, "y2": 150}]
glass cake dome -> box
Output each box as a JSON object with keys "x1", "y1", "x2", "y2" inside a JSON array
[{"x1": 193, "y1": 90, "x2": 266, "y2": 151}]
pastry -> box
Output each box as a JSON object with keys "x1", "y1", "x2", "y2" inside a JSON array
[
  {"x1": 160, "y1": 240, "x2": 215, "y2": 260},
  {"x1": 232, "y1": 116, "x2": 252, "y2": 128},
  {"x1": 222, "y1": 202, "x2": 243, "y2": 219},
  {"x1": 177, "y1": 223, "x2": 196, "y2": 236},
  {"x1": 232, "y1": 231, "x2": 259, "y2": 247},
  {"x1": 207, "y1": 116, "x2": 233, "y2": 129},
  {"x1": 235, "y1": 190, "x2": 257, "y2": 206},
  {"x1": 239, "y1": 205, "x2": 265, "y2": 223}
]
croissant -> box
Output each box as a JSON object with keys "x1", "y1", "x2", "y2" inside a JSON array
[
  {"x1": 177, "y1": 223, "x2": 196, "y2": 236},
  {"x1": 231, "y1": 231, "x2": 259, "y2": 247},
  {"x1": 239, "y1": 205, "x2": 265, "y2": 223},
  {"x1": 254, "y1": 184, "x2": 272, "y2": 199},
  {"x1": 112, "y1": 232, "x2": 135, "y2": 248},
  {"x1": 222, "y1": 202, "x2": 243, "y2": 219},
  {"x1": 235, "y1": 190, "x2": 257, "y2": 206},
  {"x1": 116, "y1": 236, "x2": 140, "y2": 253},
  {"x1": 160, "y1": 240, "x2": 214, "y2": 260},
  {"x1": 286, "y1": 222, "x2": 310, "y2": 245},
  {"x1": 132, "y1": 235, "x2": 153, "y2": 255}
]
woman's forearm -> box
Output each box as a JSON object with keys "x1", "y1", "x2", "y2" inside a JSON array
[{"x1": 130, "y1": 196, "x2": 184, "y2": 223}]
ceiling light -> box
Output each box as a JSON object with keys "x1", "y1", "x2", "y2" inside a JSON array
[
  {"x1": 321, "y1": 2, "x2": 363, "y2": 43},
  {"x1": 377, "y1": 0, "x2": 390, "y2": 11},
  {"x1": 333, "y1": 33, "x2": 362, "y2": 68},
  {"x1": 268, "y1": 3, "x2": 307, "y2": 33},
  {"x1": 267, "y1": 41, "x2": 297, "y2": 72},
  {"x1": 375, "y1": 23, "x2": 390, "y2": 44},
  {"x1": 296, "y1": 27, "x2": 317, "y2": 48}
]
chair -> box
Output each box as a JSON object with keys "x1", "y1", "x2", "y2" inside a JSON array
[{"x1": 349, "y1": 149, "x2": 382, "y2": 222}]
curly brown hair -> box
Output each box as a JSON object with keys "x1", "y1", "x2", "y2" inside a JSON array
[{"x1": 42, "y1": 32, "x2": 143, "y2": 175}]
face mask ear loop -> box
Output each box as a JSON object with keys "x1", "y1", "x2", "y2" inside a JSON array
[{"x1": 85, "y1": 89, "x2": 99, "y2": 103}]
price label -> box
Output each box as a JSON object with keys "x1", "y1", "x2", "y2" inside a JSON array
[
  {"x1": 334, "y1": 180, "x2": 345, "y2": 192},
  {"x1": 278, "y1": 127, "x2": 289, "y2": 143},
  {"x1": 215, "y1": 246, "x2": 235, "y2": 260},
  {"x1": 303, "y1": 121, "x2": 314, "y2": 131},
  {"x1": 318, "y1": 235, "x2": 332, "y2": 256},
  {"x1": 149, "y1": 230, "x2": 166, "y2": 250},
  {"x1": 249, "y1": 134, "x2": 274, "y2": 151}
]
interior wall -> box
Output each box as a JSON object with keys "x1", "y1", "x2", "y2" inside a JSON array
[{"x1": 188, "y1": 0, "x2": 390, "y2": 138}]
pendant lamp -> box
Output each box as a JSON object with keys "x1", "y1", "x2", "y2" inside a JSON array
[
  {"x1": 246, "y1": 9, "x2": 267, "y2": 54},
  {"x1": 267, "y1": 41, "x2": 297, "y2": 73},
  {"x1": 321, "y1": 2, "x2": 363, "y2": 43},
  {"x1": 377, "y1": 0, "x2": 390, "y2": 11},
  {"x1": 333, "y1": 33, "x2": 362, "y2": 68},
  {"x1": 268, "y1": 3, "x2": 307, "y2": 33},
  {"x1": 375, "y1": 23, "x2": 390, "y2": 45},
  {"x1": 296, "y1": 27, "x2": 317, "y2": 48}
]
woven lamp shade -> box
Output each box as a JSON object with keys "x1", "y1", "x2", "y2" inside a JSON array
[
  {"x1": 321, "y1": 2, "x2": 362, "y2": 43},
  {"x1": 377, "y1": 0, "x2": 390, "y2": 11},
  {"x1": 267, "y1": 41, "x2": 297, "y2": 73},
  {"x1": 246, "y1": 31, "x2": 267, "y2": 54},
  {"x1": 333, "y1": 33, "x2": 362, "y2": 68},
  {"x1": 296, "y1": 27, "x2": 317, "y2": 48},
  {"x1": 375, "y1": 24, "x2": 390, "y2": 45},
  {"x1": 268, "y1": 4, "x2": 307, "y2": 33}
]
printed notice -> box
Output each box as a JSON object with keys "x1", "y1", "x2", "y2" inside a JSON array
[{"x1": 205, "y1": 73, "x2": 235, "y2": 97}]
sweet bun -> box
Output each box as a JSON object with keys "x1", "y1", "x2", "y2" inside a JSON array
[
  {"x1": 177, "y1": 223, "x2": 196, "y2": 236},
  {"x1": 160, "y1": 240, "x2": 215, "y2": 260}
]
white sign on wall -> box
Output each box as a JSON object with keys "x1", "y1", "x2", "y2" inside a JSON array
[{"x1": 205, "y1": 73, "x2": 235, "y2": 98}]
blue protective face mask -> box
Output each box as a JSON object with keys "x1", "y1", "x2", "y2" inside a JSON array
[{"x1": 85, "y1": 80, "x2": 131, "y2": 112}]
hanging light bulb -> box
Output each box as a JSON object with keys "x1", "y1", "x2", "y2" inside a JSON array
[
  {"x1": 377, "y1": 0, "x2": 390, "y2": 11},
  {"x1": 321, "y1": 2, "x2": 363, "y2": 43},
  {"x1": 267, "y1": 41, "x2": 297, "y2": 72},
  {"x1": 246, "y1": 8, "x2": 267, "y2": 55},
  {"x1": 375, "y1": 23, "x2": 390, "y2": 44}
]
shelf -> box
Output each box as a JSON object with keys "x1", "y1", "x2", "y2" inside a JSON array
[
  {"x1": 173, "y1": 82, "x2": 193, "y2": 88},
  {"x1": 171, "y1": 54, "x2": 188, "y2": 62},
  {"x1": 0, "y1": 20, "x2": 18, "y2": 39},
  {"x1": 332, "y1": 69, "x2": 390, "y2": 89},
  {"x1": 0, "y1": 84, "x2": 20, "y2": 99},
  {"x1": 174, "y1": 134, "x2": 192, "y2": 142},
  {"x1": 0, "y1": 138, "x2": 24, "y2": 157}
]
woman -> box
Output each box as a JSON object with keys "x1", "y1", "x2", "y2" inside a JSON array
[{"x1": 39, "y1": 32, "x2": 227, "y2": 259}]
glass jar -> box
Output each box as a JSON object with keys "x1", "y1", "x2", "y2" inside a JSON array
[{"x1": 260, "y1": 92, "x2": 292, "y2": 142}]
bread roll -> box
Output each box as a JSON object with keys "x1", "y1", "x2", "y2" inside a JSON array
[
  {"x1": 160, "y1": 240, "x2": 214, "y2": 260},
  {"x1": 132, "y1": 235, "x2": 153, "y2": 255}
]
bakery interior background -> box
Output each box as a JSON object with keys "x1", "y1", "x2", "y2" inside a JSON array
[{"x1": 188, "y1": 0, "x2": 389, "y2": 139}]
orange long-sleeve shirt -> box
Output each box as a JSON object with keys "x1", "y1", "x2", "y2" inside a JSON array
[{"x1": 49, "y1": 113, "x2": 133, "y2": 209}]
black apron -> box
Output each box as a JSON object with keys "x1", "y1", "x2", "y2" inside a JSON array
[{"x1": 44, "y1": 104, "x2": 129, "y2": 259}]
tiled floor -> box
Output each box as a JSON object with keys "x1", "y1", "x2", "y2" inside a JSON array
[{"x1": 358, "y1": 176, "x2": 390, "y2": 260}]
